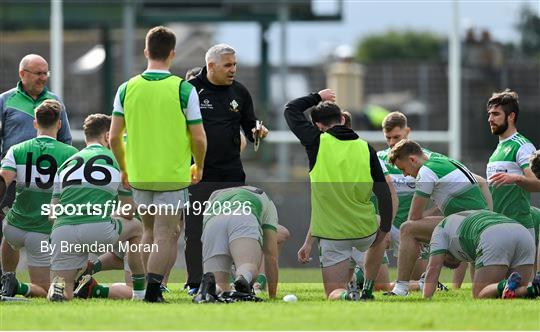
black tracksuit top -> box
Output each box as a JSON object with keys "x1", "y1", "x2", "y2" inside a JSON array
[
  {"x1": 189, "y1": 66, "x2": 257, "y2": 173},
  {"x1": 283, "y1": 93, "x2": 393, "y2": 233}
]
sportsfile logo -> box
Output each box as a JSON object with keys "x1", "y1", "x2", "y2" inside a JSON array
[
  {"x1": 41, "y1": 200, "x2": 184, "y2": 218},
  {"x1": 41, "y1": 200, "x2": 253, "y2": 218}
]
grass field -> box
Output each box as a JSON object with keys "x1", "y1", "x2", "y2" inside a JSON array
[{"x1": 1, "y1": 268, "x2": 539, "y2": 330}]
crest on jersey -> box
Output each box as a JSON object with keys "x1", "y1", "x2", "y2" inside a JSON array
[
  {"x1": 229, "y1": 100, "x2": 239, "y2": 112},
  {"x1": 503, "y1": 146, "x2": 512, "y2": 156}
]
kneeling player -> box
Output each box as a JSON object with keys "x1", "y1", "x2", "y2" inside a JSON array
[
  {"x1": 47, "y1": 114, "x2": 145, "y2": 301},
  {"x1": 423, "y1": 210, "x2": 539, "y2": 299},
  {"x1": 193, "y1": 186, "x2": 279, "y2": 302},
  {"x1": 72, "y1": 217, "x2": 146, "y2": 300},
  {"x1": 0, "y1": 100, "x2": 77, "y2": 298},
  {"x1": 386, "y1": 139, "x2": 490, "y2": 296}
]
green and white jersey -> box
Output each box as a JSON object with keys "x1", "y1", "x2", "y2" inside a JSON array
[
  {"x1": 430, "y1": 210, "x2": 519, "y2": 262},
  {"x1": 486, "y1": 132, "x2": 536, "y2": 229},
  {"x1": 377, "y1": 148, "x2": 443, "y2": 227},
  {"x1": 203, "y1": 186, "x2": 278, "y2": 234},
  {"x1": 52, "y1": 144, "x2": 131, "y2": 229},
  {"x1": 416, "y1": 156, "x2": 487, "y2": 216},
  {"x1": 0, "y1": 136, "x2": 78, "y2": 234}
]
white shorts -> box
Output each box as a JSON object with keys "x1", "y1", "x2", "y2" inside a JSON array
[
  {"x1": 50, "y1": 220, "x2": 121, "y2": 271},
  {"x1": 202, "y1": 214, "x2": 261, "y2": 270},
  {"x1": 476, "y1": 223, "x2": 535, "y2": 269},
  {"x1": 2, "y1": 220, "x2": 50, "y2": 267},
  {"x1": 318, "y1": 232, "x2": 377, "y2": 268},
  {"x1": 132, "y1": 188, "x2": 189, "y2": 214},
  {"x1": 351, "y1": 247, "x2": 389, "y2": 268}
]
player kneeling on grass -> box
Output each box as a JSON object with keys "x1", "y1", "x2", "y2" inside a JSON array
[
  {"x1": 72, "y1": 218, "x2": 146, "y2": 300},
  {"x1": 286, "y1": 90, "x2": 393, "y2": 302},
  {"x1": 423, "y1": 210, "x2": 539, "y2": 299},
  {"x1": 385, "y1": 139, "x2": 491, "y2": 296},
  {"x1": 193, "y1": 186, "x2": 279, "y2": 303},
  {"x1": 47, "y1": 114, "x2": 145, "y2": 301},
  {"x1": 0, "y1": 100, "x2": 78, "y2": 299}
]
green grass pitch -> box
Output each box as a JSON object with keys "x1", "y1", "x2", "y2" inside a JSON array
[{"x1": 1, "y1": 268, "x2": 539, "y2": 330}]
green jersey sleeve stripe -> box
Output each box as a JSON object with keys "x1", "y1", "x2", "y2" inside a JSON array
[
  {"x1": 262, "y1": 224, "x2": 277, "y2": 232},
  {"x1": 415, "y1": 190, "x2": 431, "y2": 198},
  {"x1": 0, "y1": 166, "x2": 16, "y2": 172},
  {"x1": 520, "y1": 163, "x2": 529, "y2": 169},
  {"x1": 187, "y1": 119, "x2": 203, "y2": 125},
  {"x1": 112, "y1": 111, "x2": 124, "y2": 117},
  {"x1": 119, "y1": 82, "x2": 128, "y2": 108},
  {"x1": 180, "y1": 80, "x2": 194, "y2": 110}
]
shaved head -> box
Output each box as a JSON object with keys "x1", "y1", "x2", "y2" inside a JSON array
[{"x1": 19, "y1": 54, "x2": 48, "y2": 71}]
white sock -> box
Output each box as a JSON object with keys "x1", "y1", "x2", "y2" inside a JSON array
[
  {"x1": 418, "y1": 275, "x2": 426, "y2": 291},
  {"x1": 132, "y1": 289, "x2": 145, "y2": 300},
  {"x1": 392, "y1": 281, "x2": 410, "y2": 295},
  {"x1": 236, "y1": 266, "x2": 253, "y2": 284}
]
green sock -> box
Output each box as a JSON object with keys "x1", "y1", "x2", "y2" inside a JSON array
[
  {"x1": 92, "y1": 260, "x2": 103, "y2": 274},
  {"x1": 527, "y1": 280, "x2": 540, "y2": 298},
  {"x1": 132, "y1": 274, "x2": 146, "y2": 291},
  {"x1": 256, "y1": 274, "x2": 267, "y2": 290},
  {"x1": 92, "y1": 284, "x2": 109, "y2": 298},
  {"x1": 363, "y1": 279, "x2": 374, "y2": 296},
  {"x1": 339, "y1": 290, "x2": 349, "y2": 300},
  {"x1": 496, "y1": 280, "x2": 507, "y2": 297},
  {"x1": 16, "y1": 282, "x2": 30, "y2": 296},
  {"x1": 354, "y1": 267, "x2": 364, "y2": 288},
  {"x1": 526, "y1": 285, "x2": 537, "y2": 298}
]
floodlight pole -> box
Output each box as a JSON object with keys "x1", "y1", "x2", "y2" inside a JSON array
[
  {"x1": 448, "y1": 0, "x2": 461, "y2": 160},
  {"x1": 122, "y1": 0, "x2": 136, "y2": 80},
  {"x1": 278, "y1": 1, "x2": 290, "y2": 181},
  {"x1": 50, "y1": 0, "x2": 63, "y2": 98}
]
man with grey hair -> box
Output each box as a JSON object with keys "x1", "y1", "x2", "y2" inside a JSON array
[
  {"x1": 0, "y1": 54, "x2": 72, "y2": 276},
  {"x1": 185, "y1": 43, "x2": 268, "y2": 292}
]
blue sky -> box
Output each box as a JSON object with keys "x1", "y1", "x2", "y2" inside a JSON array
[{"x1": 215, "y1": 0, "x2": 540, "y2": 65}]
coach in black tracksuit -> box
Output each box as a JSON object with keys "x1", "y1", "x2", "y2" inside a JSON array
[{"x1": 185, "y1": 44, "x2": 268, "y2": 289}]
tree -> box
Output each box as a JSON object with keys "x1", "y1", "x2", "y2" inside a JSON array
[
  {"x1": 516, "y1": 5, "x2": 540, "y2": 58},
  {"x1": 355, "y1": 30, "x2": 444, "y2": 63}
]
